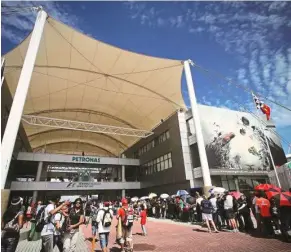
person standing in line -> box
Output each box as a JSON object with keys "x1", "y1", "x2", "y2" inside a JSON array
[
  {"x1": 40, "y1": 198, "x2": 69, "y2": 252},
  {"x1": 209, "y1": 194, "x2": 220, "y2": 230},
  {"x1": 1, "y1": 196, "x2": 24, "y2": 252},
  {"x1": 63, "y1": 198, "x2": 84, "y2": 252},
  {"x1": 200, "y1": 195, "x2": 219, "y2": 233},
  {"x1": 96, "y1": 202, "x2": 113, "y2": 252},
  {"x1": 223, "y1": 191, "x2": 238, "y2": 232},
  {"x1": 255, "y1": 191, "x2": 273, "y2": 237},
  {"x1": 139, "y1": 205, "x2": 147, "y2": 236}
]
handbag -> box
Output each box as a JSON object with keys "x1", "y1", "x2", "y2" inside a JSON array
[{"x1": 3, "y1": 212, "x2": 21, "y2": 233}]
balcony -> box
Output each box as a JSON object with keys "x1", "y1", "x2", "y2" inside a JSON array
[{"x1": 10, "y1": 181, "x2": 141, "y2": 191}]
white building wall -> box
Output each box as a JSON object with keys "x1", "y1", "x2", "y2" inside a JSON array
[{"x1": 178, "y1": 111, "x2": 195, "y2": 187}]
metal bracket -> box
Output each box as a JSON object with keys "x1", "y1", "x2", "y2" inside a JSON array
[{"x1": 22, "y1": 115, "x2": 153, "y2": 138}]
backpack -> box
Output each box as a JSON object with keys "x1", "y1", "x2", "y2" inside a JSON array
[
  {"x1": 3, "y1": 212, "x2": 21, "y2": 233},
  {"x1": 102, "y1": 209, "x2": 112, "y2": 228},
  {"x1": 122, "y1": 207, "x2": 134, "y2": 227},
  {"x1": 35, "y1": 205, "x2": 49, "y2": 232}
]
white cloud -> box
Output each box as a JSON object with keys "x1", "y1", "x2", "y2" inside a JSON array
[{"x1": 1, "y1": 1, "x2": 84, "y2": 45}]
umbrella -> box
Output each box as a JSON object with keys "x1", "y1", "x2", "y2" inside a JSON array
[
  {"x1": 272, "y1": 192, "x2": 291, "y2": 207},
  {"x1": 176, "y1": 190, "x2": 189, "y2": 197},
  {"x1": 265, "y1": 187, "x2": 282, "y2": 199},
  {"x1": 171, "y1": 194, "x2": 177, "y2": 198},
  {"x1": 148, "y1": 193, "x2": 157, "y2": 199},
  {"x1": 160, "y1": 193, "x2": 170, "y2": 199},
  {"x1": 230, "y1": 191, "x2": 243, "y2": 200},
  {"x1": 255, "y1": 184, "x2": 280, "y2": 191},
  {"x1": 131, "y1": 197, "x2": 139, "y2": 202},
  {"x1": 209, "y1": 187, "x2": 226, "y2": 194},
  {"x1": 140, "y1": 196, "x2": 149, "y2": 200}
]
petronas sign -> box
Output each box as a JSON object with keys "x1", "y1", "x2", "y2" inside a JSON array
[{"x1": 72, "y1": 156, "x2": 101, "y2": 164}]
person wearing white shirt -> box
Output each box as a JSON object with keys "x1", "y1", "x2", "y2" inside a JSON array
[
  {"x1": 96, "y1": 202, "x2": 113, "y2": 252},
  {"x1": 223, "y1": 192, "x2": 238, "y2": 232},
  {"x1": 41, "y1": 198, "x2": 69, "y2": 252},
  {"x1": 53, "y1": 204, "x2": 69, "y2": 252}
]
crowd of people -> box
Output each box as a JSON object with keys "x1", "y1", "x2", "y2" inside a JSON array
[
  {"x1": 1, "y1": 196, "x2": 147, "y2": 252},
  {"x1": 1, "y1": 186, "x2": 291, "y2": 252},
  {"x1": 144, "y1": 189, "x2": 291, "y2": 240}
]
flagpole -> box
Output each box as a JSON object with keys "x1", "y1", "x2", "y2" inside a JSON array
[{"x1": 251, "y1": 92, "x2": 281, "y2": 188}]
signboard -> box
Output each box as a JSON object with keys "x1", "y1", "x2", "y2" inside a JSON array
[
  {"x1": 66, "y1": 182, "x2": 101, "y2": 188},
  {"x1": 10, "y1": 181, "x2": 141, "y2": 191},
  {"x1": 17, "y1": 152, "x2": 140, "y2": 166},
  {"x1": 72, "y1": 156, "x2": 101, "y2": 164}
]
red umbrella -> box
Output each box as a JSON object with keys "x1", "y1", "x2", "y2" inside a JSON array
[
  {"x1": 265, "y1": 187, "x2": 282, "y2": 199},
  {"x1": 272, "y1": 192, "x2": 291, "y2": 207},
  {"x1": 255, "y1": 184, "x2": 281, "y2": 191},
  {"x1": 230, "y1": 191, "x2": 243, "y2": 200}
]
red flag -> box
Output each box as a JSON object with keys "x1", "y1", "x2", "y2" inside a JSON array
[{"x1": 261, "y1": 104, "x2": 271, "y2": 120}]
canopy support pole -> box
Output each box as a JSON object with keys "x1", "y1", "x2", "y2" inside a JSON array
[
  {"x1": 1, "y1": 8, "x2": 47, "y2": 189},
  {"x1": 184, "y1": 60, "x2": 212, "y2": 187}
]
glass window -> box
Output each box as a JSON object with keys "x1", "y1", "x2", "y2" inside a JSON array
[
  {"x1": 168, "y1": 153, "x2": 171, "y2": 158},
  {"x1": 157, "y1": 157, "x2": 160, "y2": 163},
  {"x1": 160, "y1": 156, "x2": 164, "y2": 161},
  {"x1": 166, "y1": 131, "x2": 170, "y2": 139},
  {"x1": 161, "y1": 161, "x2": 165, "y2": 170},
  {"x1": 169, "y1": 159, "x2": 172, "y2": 168},
  {"x1": 165, "y1": 160, "x2": 169, "y2": 169},
  {"x1": 164, "y1": 154, "x2": 167, "y2": 160},
  {"x1": 157, "y1": 163, "x2": 161, "y2": 171}
]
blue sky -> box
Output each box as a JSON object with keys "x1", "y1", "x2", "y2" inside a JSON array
[{"x1": 1, "y1": 1, "x2": 291, "y2": 153}]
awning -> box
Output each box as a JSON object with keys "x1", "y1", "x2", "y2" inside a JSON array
[{"x1": 3, "y1": 15, "x2": 186, "y2": 156}]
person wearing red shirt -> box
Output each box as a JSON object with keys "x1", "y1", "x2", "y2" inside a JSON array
[
  {"x1": 139, "y1": 205, "x2": 147, "y2": 236},
  {"x1": 116, "y1": 198, "x2": 134, "y2": 252},
  {"x1": 255, "y1": 191, "x2": 273, "y2": 237}
]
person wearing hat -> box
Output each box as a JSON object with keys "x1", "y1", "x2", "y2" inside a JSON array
[
  {"x1": 1, "y1": 196, "x2": 24, "y2": 252},
  {"x1": 117, "y1": 198, "x2": 135, "y2": 252}
]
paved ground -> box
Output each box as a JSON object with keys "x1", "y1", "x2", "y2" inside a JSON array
[{"x1": 16, "y1": 218, "x2": 290, "y2": 252}]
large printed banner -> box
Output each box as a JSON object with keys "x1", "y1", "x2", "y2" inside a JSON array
[{"x1": 199, "y1": 105, "x2": 287, "y2": 171}]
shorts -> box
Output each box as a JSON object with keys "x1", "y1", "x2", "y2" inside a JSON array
[
  {"x1": 225, "y1": 209, "x2": 235, "y2": 219},
  {"x1": 119, "y1": 226, "x2": 132, "y2": 245},
  {"x1": 202, "y1": 213, "x2": 213, "y2": 221},
  {"x1": 99, "y1": 233, "x2": 109, "y2": 249}
]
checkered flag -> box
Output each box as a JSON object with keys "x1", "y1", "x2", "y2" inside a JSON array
[{"x1": 252, "y1": 92, "x2": 271, "y2": 120}]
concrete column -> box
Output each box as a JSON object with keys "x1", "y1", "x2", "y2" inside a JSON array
[
  {"x1": 234, "y1": 177, "x2": 240, "y2": 192},
  {"x1": 184, "y1": 60, "x2": 212, "y2": 187},
  {"x1": 122, "y1": 189, "x2": 125, "y2": 198},
  {"x1": 1, "y1": 9, "x2": 47, "y2": 189},
  {"x1": 32, "y1": 160, "x2": 43, "y2": 203},
  {"x1": 1, "y1": 189, "x2": 10, "y2": 217},
  {"x1": 121, "y1": 154, "x2": 126, "y2": 182}
]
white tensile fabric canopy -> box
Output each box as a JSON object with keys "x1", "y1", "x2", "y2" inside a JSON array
[{"x1": 3, "y1": 16, "x2": 186, "y2": 156}]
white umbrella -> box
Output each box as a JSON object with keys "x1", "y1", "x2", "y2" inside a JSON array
[
  {"x1": 148, "y1": 193, "x2": 157, "y2": 199},
  {"x1": 131, "y1": 197, "x2": 139, "y2": 202},
  {"x1": 140, "y1": 196, "x2": 149, "y2": 200},
  {"x1": 160, "y1": 193, "x2": 170, "y2": 199},
  {"x1": 209, "y1": 187, "x2": 226, "y2": 194},
  {"x1": 176, "y1": 190, "x2": 189, "y2": 197},
  {"x1": 171, "y1": 194, "x2": 177, "y2": 198}
]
